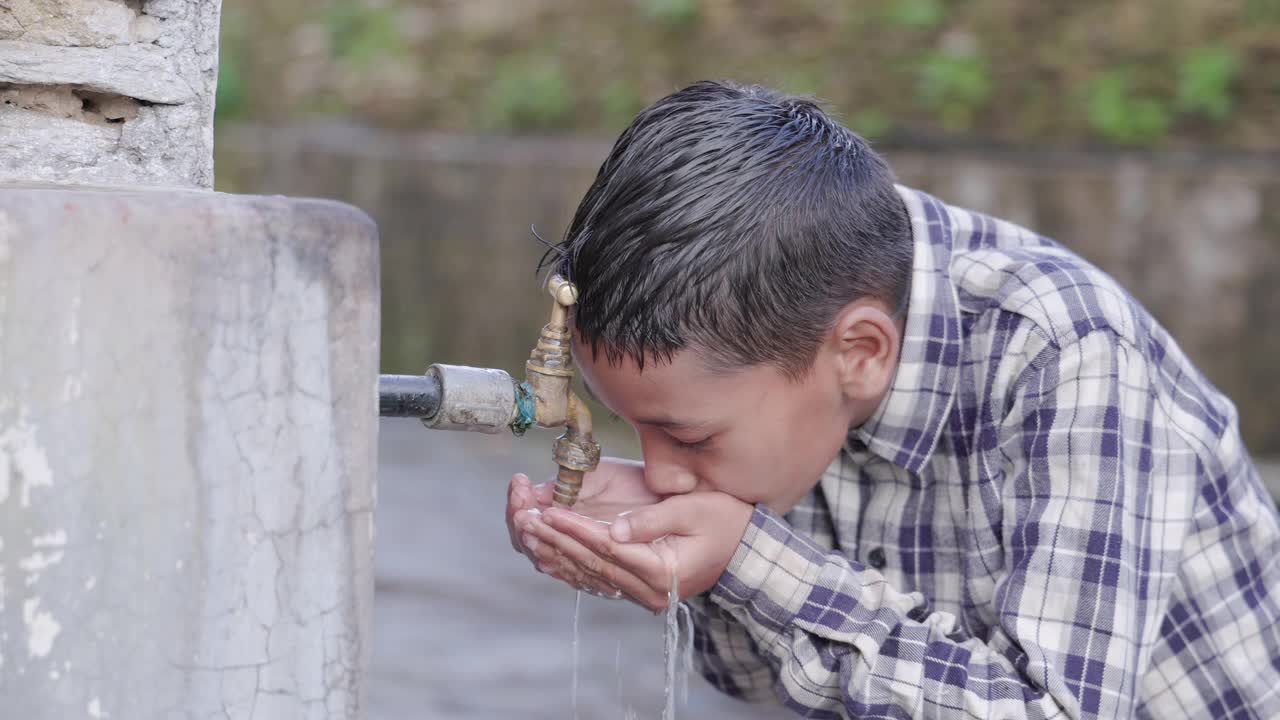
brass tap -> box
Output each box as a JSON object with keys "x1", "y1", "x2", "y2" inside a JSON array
[
  {"x1": 524, "y1": 274, "x2": 600, "y2": 506},
  {"x1": 380, "y1": 274, "x2": 601, "y2": 506}
]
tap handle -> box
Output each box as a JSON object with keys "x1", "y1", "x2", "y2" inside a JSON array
[{"x1": 548, "y1": 274, "x2": 578, "y2": 307}]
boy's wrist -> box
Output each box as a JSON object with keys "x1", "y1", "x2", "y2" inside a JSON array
[
  {"x1": 709, "y1": 505, "x2": 826, "y2": 643},
  {"x1": 710, "y1": 505, "x2": 768, "y2": 600}
]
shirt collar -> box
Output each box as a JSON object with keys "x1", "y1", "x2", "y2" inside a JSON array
[{"x1": 850, "y1": 185, "x2": 962, "y2": 475}]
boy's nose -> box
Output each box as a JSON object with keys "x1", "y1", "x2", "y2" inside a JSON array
[
  {"x1": 638, "y1": 435, "x2": 699, "y2": 495},
  {"x1": 644, "y1": 462, "x2": 698, "y2": 496}
]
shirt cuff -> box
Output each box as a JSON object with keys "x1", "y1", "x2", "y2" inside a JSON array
[{"x1": 709, "y1": 505, "x2": 829, "y2": 649}]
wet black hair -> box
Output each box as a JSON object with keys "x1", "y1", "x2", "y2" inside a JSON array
[{"x1": 542, "y1": 80, "x2": 912, "y2": 378}]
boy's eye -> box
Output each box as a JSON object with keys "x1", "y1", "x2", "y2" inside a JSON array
[{"x1": 673, "y1": 436, "x2": 712, "y2": 453}]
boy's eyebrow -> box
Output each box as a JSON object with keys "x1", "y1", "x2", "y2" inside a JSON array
[{"x1": 579, "y1": 375, "x2": 712, "y2": 431}]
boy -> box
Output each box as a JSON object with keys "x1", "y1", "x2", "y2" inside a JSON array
[{"x1": 505, "y1": 81, "x2": 1280, "y2": 718}]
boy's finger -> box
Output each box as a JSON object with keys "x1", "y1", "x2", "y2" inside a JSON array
[
  {"x1": 507, "y1": 474, "x2": 531, "y2": 516},
  {"x1": 525, "y1": 531, "x2": 561, "y2": 566},
  {"x1": 506, "y1": 474, "x2": 532, "y2": 552},
  {"x1": 609, "y1": 495, "x2": 699, "y2": 544},
  {"x1": 531, "y1": 481, "x2": 555, "y2": 506},
  {"x1": 580, "y1": 579, "x2": 653, "y2": 609},
  {"x1": 525, "y1": 512, "x2": 666, "y2": 609},
  {"x1": 538, "y1": 559, "x2": 584, "y2": 588},
  {"x1": 521, "y1": 515, "x2": 567, "y2": 559},
  {"x1": 542, "y1": 553, "x2": 601, "y2": 594},
  {"x1": 505, "y1": 478, "x2": 522, "y2": 552}
]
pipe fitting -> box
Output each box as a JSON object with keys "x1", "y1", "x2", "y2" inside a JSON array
[{"x1": 419, "y1": 364, "x2": 518, "y2": 434}]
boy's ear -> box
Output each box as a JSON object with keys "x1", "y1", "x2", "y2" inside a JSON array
[{"x1": 828, "y1": 299, "x2": 901, "y2": 401}]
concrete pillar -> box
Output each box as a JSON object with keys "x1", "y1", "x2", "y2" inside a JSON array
[
  {"x1": 0, "y1": 187, "x2": 379, "y2": 718},
  {"x1": 0, "y1": 2, "x2": 382, "y2": 717}
]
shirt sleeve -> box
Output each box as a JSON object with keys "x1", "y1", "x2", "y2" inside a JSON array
[
  {"x1": 706, "y1": 330, "x2": 1184, "y2": 719},
  {"x1": 683, "y1": 590, "x2": 781, "y2": 705}
]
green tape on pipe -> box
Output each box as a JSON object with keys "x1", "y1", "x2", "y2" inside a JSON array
[{"x1": 510, "y1": 381, "x2": 537, "y2": 436}]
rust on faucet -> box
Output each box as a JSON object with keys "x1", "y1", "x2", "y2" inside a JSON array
[{"x1": 524, "y1": 274, "x2": 601, "y2": 506}]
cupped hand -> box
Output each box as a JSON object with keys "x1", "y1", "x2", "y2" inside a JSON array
[
  {"x1": 506, "y1": 457, "x2": 662, "y2": 594},
  {"x1": 519, "y1": 488, "x2": 754, "y2": 612}
]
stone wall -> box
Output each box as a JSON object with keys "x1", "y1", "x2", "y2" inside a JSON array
[
  {"x1": 0, "y1": 0, "x2": 221, "y2": 187},
  {"x1": 217, "y1": 124, "x2": 1280, "y2": 457}
]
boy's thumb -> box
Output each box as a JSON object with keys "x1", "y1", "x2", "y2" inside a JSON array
[{"x1": 610, "y1": 496, "x2": 695, "y2": 543}]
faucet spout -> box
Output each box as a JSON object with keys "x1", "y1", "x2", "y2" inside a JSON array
[
  {"x1": 525, "y1": 274, "x2": 601, "y2": 506},
  {"x1": 551, "y1": 390, "x2": 599, "y2": 505}
]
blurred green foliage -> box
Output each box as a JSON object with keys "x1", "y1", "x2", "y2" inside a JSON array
[
  {"x1": 1086, "y1": 70, "x2": 1172, "y2": 145},
  {"x1": 325, "y1": 3, "x2": 404, "y2": 69},
  {"x1": 885, "y1": 0, "x2": 947, "y2": 30},
  {"x1": 1247, "y1": 0, "x2": 1280, "y2": 22},
  {"x1": 218, "y1": 0, "x2": 1275, "y2": 148},
  {"x1": 917, "y1": 50, "x2": 991, "y2": 131},
  {"x1": 599, "y1": 79, "x2": 645, "y2": 128},
  {"x1": 486, "y1": 55, "x2": 574, "y2": 130},
  {"x1": 848, "y1": 109, "x2": 892, "y2": 139},
  {"x1": 213, "y1": 10, "x2": 246, "y2": 122},
  {"x1": 1177, "y1": 46, "x2": 1240, "y2": 121},
  {"x1": 639, "y1": 0, "x2": 702, "y2": 29}
]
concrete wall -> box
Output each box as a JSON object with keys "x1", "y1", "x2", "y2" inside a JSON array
[
  {"x1": 0, "y1": 186, "x2": 380, "y2": 718},
  {"x1": 217, "y1": 125, "x2": 1280, "y2": 457},
  {"x1": 0, "y1": 0, "x2": 222, "y2": 188}
]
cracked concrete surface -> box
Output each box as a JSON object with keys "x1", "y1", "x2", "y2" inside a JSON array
[
  {"x1": 0, "y1": 186, "x2": 379, "y2": 718},
  {"x1": 0, "y1": 0, "x2": 221, "y2": 187}
]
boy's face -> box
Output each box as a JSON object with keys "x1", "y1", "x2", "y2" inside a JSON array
[{"x1": 573, "y1": 331, "x2": 884, "y2": 514}]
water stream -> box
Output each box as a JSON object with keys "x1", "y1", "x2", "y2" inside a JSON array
[
  {"x1": 679, "y1": 603, "x2": 694, "y2": 707},
  {"x1": 561, "y1": 504, "x2": 693, "y2": 720},
  {"x1": 662, "y1": 571, "x2": 680, "y2": 720},
  {"x1": 654, "y1": 538, "x2": 692, "y2": 720},
  {"x1": 615, "y1": 638, "x2": 622, "y2": 700},
  {"x1": 572, "y1": 589, "x2": 582, "y2": 720}
]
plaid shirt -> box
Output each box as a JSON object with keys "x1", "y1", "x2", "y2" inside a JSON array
[{"x1": 688, "y1": 185, "x2": 1280, "y2": 719}]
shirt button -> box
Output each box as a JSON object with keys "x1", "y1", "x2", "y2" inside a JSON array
[{"x1": 867, "y1": 547, "x2": 887, "y2": 569}]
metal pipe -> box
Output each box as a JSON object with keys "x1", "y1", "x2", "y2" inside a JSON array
[
  {"x1": 378, "y1": 373, "x2": 441, "y2": 418},
  {"x1": 417, "y1": 364, "x2": 519, "y2": 434}
]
